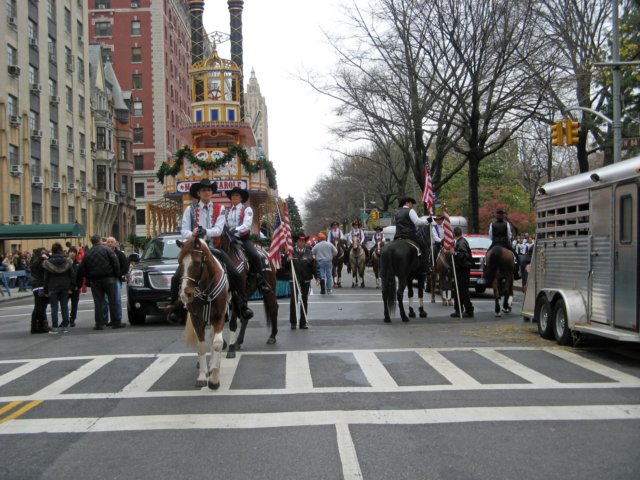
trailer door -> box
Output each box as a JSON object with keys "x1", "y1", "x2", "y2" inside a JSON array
[{"x1": 614, "y1": 182, "x2": 638, "y2": 330}]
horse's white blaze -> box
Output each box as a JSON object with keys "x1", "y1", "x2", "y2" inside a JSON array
[{"x1": 180, "y1": 254, "x2": 194, "y2": 303}]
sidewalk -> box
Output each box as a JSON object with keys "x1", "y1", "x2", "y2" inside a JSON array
[{"x1": 0, "y1": 288, "x2": 33, "y2": 304}]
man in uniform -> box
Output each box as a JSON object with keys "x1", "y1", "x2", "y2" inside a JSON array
[
  {"x1": 348, "y1": 221, "x2": 365, "y2": 245},
  {"x1": 166, "y1": 179, "x2": 253, "y2": 322},
  {"x1": 225, "y1": 186, "x2": 272, "y2": 293},
  {"x1": 328, "y1": 221, "x2": 345, "y2": 244},
  {"x1": 485, "y1": 208, "x2": 520, "y2": 281},
  {"x1": 449, "y1": 226, "x2": 474, "y2": 317},
  {"x1": 394, "y1": 197, "x2": 430, "y2": 253},
  {"x1": 286, "y1": 232, "x2": 318, "y2": 329}
]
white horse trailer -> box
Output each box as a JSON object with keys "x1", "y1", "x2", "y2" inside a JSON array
[{"x1": 522, "y1": 156, "x2": 640, "y2": 344}]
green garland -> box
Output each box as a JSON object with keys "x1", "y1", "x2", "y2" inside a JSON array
[{"x1": 156, "y1": 145, "x2": 278, "y2": 190}]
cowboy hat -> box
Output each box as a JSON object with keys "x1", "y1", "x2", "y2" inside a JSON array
[
  {"x1": 294, "y1": 232, "x2": 308, "y2": 241},
  {"x1": 496, "y1": 208, "x2": 506, "y2": 216},
  {"x1": 374, "y1": 226, "x2": 382, "y2": 231},
  {"x1": 435, "y1": 215, "x2": 445, "y2": 220},
  {"x1": 398, "y1": 196, "x2": 417, "y2": 207},
  {"x1": 225, "y1": 186, "x2": 249, "y2": 203},
  {"x1": 189, "y1": 178, "x2": 218, "y2": 199},
  {"x1": 330, "y1": 221, "x2": 339, "y2": 227}
]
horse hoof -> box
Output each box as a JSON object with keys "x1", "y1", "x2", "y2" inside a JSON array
[
  {"x1": 196, "y1": 379, "x2": 207, "y2": 388},
  {"x1": 266, "y1": 337, "x2": 276, "y2": 345},
  {"x1": 419, "y1": 309, "x2": 427, "y2": 318},
  {"x1": 226, "y1": 351, "x2": 236, "y2": 359},
  {"x1": 360, "y1": 284, "x2": 365, "y2": 288},
  {"x1": 402, "y1": 317, "x2": 410, "y2": 323},
  {"x1": 431, "y1": 299, "x2": 436, "y2": 303},
  {"x1": 495, "y1": 313, "x2": 502, "y2": 318},
  {"x1": 208, "y1": 381, "x2": 220, "y2": 390},
  {"x1": 384, "y1": 318, "x2": 391, "y2": 323},
  {"x1": 408, "y1": 308, "x2": 416, "y2": 318}
]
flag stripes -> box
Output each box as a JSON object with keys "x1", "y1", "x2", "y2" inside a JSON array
[
  {"x1": 443, "y1": 204, "x2": 455, "y2": 250},
  {"x1": 421, "y1": 161, "x2": 436, "y2": 214},
  {"x1": 268, "y1": 204, "x2": 293, "y2": 269}
]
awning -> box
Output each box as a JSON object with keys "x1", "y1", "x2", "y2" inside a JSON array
[{"x1": 0, "y1": 223, "x2": 86, "y2": 241}]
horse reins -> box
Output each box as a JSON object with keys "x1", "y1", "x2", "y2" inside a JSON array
[{"x1": 184, "y1": 249, "x2": 228, "y2": 323}]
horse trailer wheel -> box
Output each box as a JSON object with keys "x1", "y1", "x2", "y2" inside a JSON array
[
  {"x1": 127, "y1": 304, "x2": 146, "y2": 325},
  {"x1": 552, "y1": 299, "x2": 572, "y2": 346},
  {"x1": 536, "y1": 297, "x2": 553, "y2": 339}
]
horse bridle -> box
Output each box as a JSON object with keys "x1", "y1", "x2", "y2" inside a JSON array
[{"x1": 183, "y1": 249, "x2": 228, "y2": 306}]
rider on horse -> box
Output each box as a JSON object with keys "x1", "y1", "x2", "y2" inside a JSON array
[
  {"x1": 328, "y1": 221, "x2": 345, "y2": 243},
  {"x1": 483, "y1": 209, "x2": 521, "y2": 283},
  {"x1": 224, "y1": 186, "x2": 272, "y2": 294},
  {"x1": 393, "y1": 196, "x2": 430, "y2": 262},
  {"x1": 373, "y1": 226, "x2": 385, "y2": 245},
  {"x1": 166, "y1": 179, "x2": 254, "y2": 322},
  {"x1": 348, "y1": 221, "x2": 365, "y2": 245}
]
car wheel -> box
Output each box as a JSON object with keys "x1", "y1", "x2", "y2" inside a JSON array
[
  {"x1": 552, "y1": 299, "x2": 572, "y2": 346},
  {"x1": 127, "y1": 303, "x2": 146, "y2": 325},
  {"x1": 536, "y1": 296, "x2": 553, "y2": 339}
]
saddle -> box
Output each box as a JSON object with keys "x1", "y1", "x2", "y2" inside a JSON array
[{"x1": 398, "y1": 238, "x2": 423, "y2": 256}]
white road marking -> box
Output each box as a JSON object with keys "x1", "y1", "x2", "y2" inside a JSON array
[
  {"x1": 416, "y1": 349, "x2": 482, "y2": 387},
  {"x1": 544, "y1": 347, "x2": 640, "y2": 384},
  {"x1": 121, "y1": 355, "x2": 181, "y2": 394},
  {"x1": 286, "y1": 351, "x2": 313, "y2": 389},
  {"x1": 336, "y1": 423, "x2": 363, "y2": 480},
  {"x1": 32, "y1": 356, "x2": 115, "y2": 397},
  {"x1": 1, "y1": 405, "x2": 639, "y2": 434},
  {"x1": 352, "y1": 351, "x2": 397, "y2": 389},
  {"x1": 474, "y1": 349, "x2": 560, "y2": 386},
  {"x1": 0, "y1": 359, "x2": 50, "y2": 388}
]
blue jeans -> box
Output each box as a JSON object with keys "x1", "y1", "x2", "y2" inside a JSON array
[
  {"x1": 103, "y1": 280, "x2": 122, "y2": 322},
  {"x1": 49, "y1": 290, "x2": 70, "y2": 328},
  {"x1": 318, "y1": 260, "x2": 333, "y2": 292}
]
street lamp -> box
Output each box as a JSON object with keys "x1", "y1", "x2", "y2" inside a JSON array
[{"x1": 347, "y1": 177, "x2": 368, "y2": 226}]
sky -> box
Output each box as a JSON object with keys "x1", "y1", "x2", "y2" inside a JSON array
[{"x1": 202, "y1": 0, "x2": 350, "y2": 208}]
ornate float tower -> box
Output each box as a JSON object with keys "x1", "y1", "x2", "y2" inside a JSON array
[{"x1": 151, "y1": 0, "x2": 277, "y2": 238}]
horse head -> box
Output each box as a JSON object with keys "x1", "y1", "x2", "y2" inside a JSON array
[{"x1": 177, "y1": 237, "x2": 216, "y2": 306}]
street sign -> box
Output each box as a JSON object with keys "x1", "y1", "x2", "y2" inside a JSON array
[{"x1": 360, "y1": 213, "x2": 369, "y2": 221}]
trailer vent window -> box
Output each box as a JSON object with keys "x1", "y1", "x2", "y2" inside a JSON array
[
  {"x1": 620, "y1": 195, "x2": 632, "y2": 244},
  {"x1": 536, "y1": 202, "x2": 591, "y2": 239}
]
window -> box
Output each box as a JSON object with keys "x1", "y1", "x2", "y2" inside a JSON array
[
  {"x1": 49, "y1": 121, "x2": 57, "y2": 141},
  {"x1": 10, "y1": 195, "x2": 20, "y2": 216},
  {"x1": 77, "y1": 21, "x2": 84, "y2": 43},
  {"x1": 48, "y1": 78, "x2": 57, "y2": 96},
  {"x1": 131, "y1": 46, "x2": 142, "y2": 62},
  {"x1": 134, "y1": 154, "x2": 144, "y2": 170},
  {"x1": 135, "y1": 182, "x2": 145, "y2": 198},
  {"x1": 65, "y1": 47, "x2": 72, "y2": 69},
  {"x1": 81, "y1": 208, "x2": 87, "y2": 228},
  {"x1": 47, "y1": 0, "x2": 55, "y2": 20},
  {"x1": 132, "y1": 73, "x2": 142, "y2": 89},
  {"x1": 66, "y1": 87, "x2": 73, "y2": 111},
  {"x1": 28, "y1": 65, "x2": 38, "y2": 84},
  {"x1": 210, "y1": 109, "x2": 219, "y2": 121},
  {"x1": 52, "y1": 206, "x2": 60, "y2": 224},
  {"x1": 78, "y1": 58, "x2": 84, "y2": 82},
  {"x1": 79, "y1": 133, "x2": 86, "y2": 150},
  {"x1": 29, "y1": 110, "x2": 39, "y2": 131},
  {"x1": 68, "y1": 206, "x2": 75, "y2": 223},
  {"x1": 120, "y1": 140, "x2": 127, "y2": 160},
  {"x1": 96, "y1": 127, "x2": 106, "y2": 150},
  {"x1": 64, "y1": 8, "x2": 71, "y2": 32},
  {"x1": 133, "y1": 101, "x2": 143, "y2": 116},
  {"x1": 66, "y1": 127, "x2": 74, "y2": 146},
  {"x1": 28, "y1": 20, "x2": 37, "y2": 42},
  {"x1": 95, "y1": 0, "x2": 111, "y2": 8},
  {"x1": 620, "y1": 195, "x2": 633, "y2": 244},
  {"x1": 228, "y1": 109, "x2": 236, "y2": 121},
  {"x1": 9, "y1": 144, "x2": 19, "y2": 166},
  {"x1": 67, "y1": 166, "x2": 74, "y2": 184},
  {"x1": 48, "y1": 37, "x2": 56, "y2": 61},
  {"x1": 121, "y1": 175, "x2": 129, "y2": 194},
  {"x1": 195, "y1": 110, "x2": 203, "y2": 122},
  {"x1": 79, "y1": 96, "x2": 85, "y2": 117},
  {"x1": 8, "y1": 45, "x2": 17, "y2": 66},
  {"x1": 133, "y1": 128, "x2": 143, "y2": 143},
  {"x1": 8, "y1": 95, "x2": 18, "y2": 116},
  {"x1": 31, "y1": 157, "x2": 41, "y2": 176},
  {"x1": 7, "y1": 0, "x2": 17, "y2": 18},
  {"x1": 131, "y1": 20, "x2": 141, "y2": 36},
  {"x1": 32, "y1": 203, "x2": 42, "y2": 224},
  {"x1": 136, "y1": 209, "x2": 146, "y2": 225},
  {"x1": 95, "y1": 22, "x2": 112, "y2": 37},
  {"x1": 97, "y1": 165, "x2": 107, "y2": 190}
]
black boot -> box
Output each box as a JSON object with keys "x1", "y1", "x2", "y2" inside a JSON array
[
  {"x1": 320, "y1": 279, "x2": 326, "y2": 295},
  {"x1": 256, "y1": 271, "x2": 272, "y2": 294},
  {"x1": 234, "y1": 293, "x2": 254, "y2": 320}
]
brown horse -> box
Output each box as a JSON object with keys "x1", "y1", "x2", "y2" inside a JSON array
[
  {"x1": 177, "y1": 237, "x2": 229, "y2": 390},
  {"x1": 484, "y1": 245, "x2": 515, "y2": 316},
  {"x1": 370, "y1": 239, "x2": 384, "y2": 288},
  {"x1": 332, "y1": 238, "x2": 348, "y2": 288},
  {"x1": 349, "y1": 235, "x2": 367, "y2": 288},
  {"x1": 432, "y1": 249, "x2": 454, "y2": 306},
  {"x1": 219, "y1": 227, "x2": 278, "y2": 357}
]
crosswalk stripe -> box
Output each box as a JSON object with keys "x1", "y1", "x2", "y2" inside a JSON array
[
  {"x1": 1, "y1": 405, "x2": 639, "y2": 434},
  {"x1": 0, "y1": 360, "x2": 50, "y2": 388},
  {"x1": 416, "y1": 349, "x2": 482, "y2": 387},
  {"x1": 336, "y1": 423, "x2": 363, "y2": 480},
  {"x1": 352, "y1": 351, "x2": 397, "y2": 389},
  {"x1": 544, "y1": 348, "x2": 640, "y2": 383},
  {"x1": 121, "y1": 355, "x2": 181, "y2": 394},
  {"x1": 286, "y1": 351, "x2": 313, "y2": 390},
  {"x1": 32, "y1": 357, "x2": 115, "y2": 397},
  {"x1": 474, "y1": 349, "x2": 561, "y2": 386}
]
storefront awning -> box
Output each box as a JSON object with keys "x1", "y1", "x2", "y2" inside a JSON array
[{"x1": 0, "y1": 223, "x2": 86, "y2": 241}]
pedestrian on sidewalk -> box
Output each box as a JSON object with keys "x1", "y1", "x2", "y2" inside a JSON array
[
  {"x1": 43, "y1": 243, "x2": 75, "y2": 334},
  {"x1": 29, "y1": 248, "x2": 50, "y2": 334}
]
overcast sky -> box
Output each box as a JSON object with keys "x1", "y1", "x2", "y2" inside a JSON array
[{"x1": 202, "y1": 0, "x2": 350, "y2": 208}]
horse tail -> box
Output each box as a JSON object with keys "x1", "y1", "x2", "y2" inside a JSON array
[
  {"x1": 184, "y1": 312, "x2": 197, "y2": 347},
  {"x1": 485, "y1": 246, "x2": 502, "y2": 284},
  {"x1": 381, "y1": 249, "x2": 396, "y2": 312}
]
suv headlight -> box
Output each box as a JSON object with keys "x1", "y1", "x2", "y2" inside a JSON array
[{"x1": 128, "y1": 269, "x2": 144, "y2": 287}]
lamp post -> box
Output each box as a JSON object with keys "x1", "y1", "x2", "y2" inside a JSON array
[{"x1": 348, "y1": 177, "x2": 368, "y2": 227}]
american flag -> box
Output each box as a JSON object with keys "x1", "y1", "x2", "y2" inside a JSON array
[
  {"x1": 421, "y1": 160, "x2": 436, "y2": 214},
  {"x1": 268, "y1": 204, "x2": 293, "y2": 269},
  {"x1": 442, "y1": 204, "x2": 455, "y2": 250}
]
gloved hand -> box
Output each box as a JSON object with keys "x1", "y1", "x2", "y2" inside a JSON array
[
  {"x1": 229, "y1": 227, "x2": 238, "y2": 235},
  {"x1": 427, "y1": 216, "x2": 433, "y2": 224},
  {"x1": 37, "y1": 289, "x2": 46, "y2": 298}
]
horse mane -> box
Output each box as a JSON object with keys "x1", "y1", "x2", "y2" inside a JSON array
[{"x1": 179, "y1": 237, "x2": 219, "y2": 282}]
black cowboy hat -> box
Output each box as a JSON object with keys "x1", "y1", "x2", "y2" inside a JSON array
[
  {"x1": 294, "y1": 232, "x2": 308, "y2": 241},
  {"x1": 225, "y1": 186, "x2": 249, "y2": 203},
  {"x1": 330, "y1": 221, "x2": 339, "y2": 227},
  {"x1": 398, "y1": 196, "x2": 417, "y2": 207},
  {"x1": 435, "y1": 215, "x2": 445, "y2": 220},
  {"x1": 374, "y1": 226, "x2": 382, "y2": 231},
  {"x1": 351, "y1": 220, "x2": 361, "y2": 226},
  {"x1": 496, "y1": 208, "x2": 506, "y2": 216},
  {"x1": 189, "y1": 178, "x2": 218, "y2": 199}
]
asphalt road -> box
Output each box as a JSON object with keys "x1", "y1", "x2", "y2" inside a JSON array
[{"x1": 1, "y1": 273, "x2": 639, "y2": 480}]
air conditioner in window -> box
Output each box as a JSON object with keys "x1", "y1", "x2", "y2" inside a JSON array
[
  {"x1": 98, "y1": 4, "x2": 106, "y2": 9},
  {"x1": 12, "y1": 215, "x2": 24, "y2": 224},
  {"x1": 32, "y1": 176, "x2": 44, "y2": 186},
  {"x1": 80, "y1": 148, "x2": 87, "y2": 157},
  {"x1": 80, "y1": 186, "x2": 88, "y2": 195},
  {"x1": 78, "y1": 36, "x2": 84, "y2": 44},
  {"x1": 29, "y1": 37, "x2": 38, "y2": 47},
  {"x1": 49, "y1": 53, "x2": 56, "y2": 63},
  {"x1": 8, "y1": 16, "x2": 17, "y2": 27},
  {"x1": 9, "y1": 115, "x2": 21, "y2": 127},
  {"x1": 30, "y1": 83, "x2": 42, "y2": 93},
  {"x1": 68, "y1": 183, "x2": 76, "y2": 192},
  {"x1": 51, "y1": 181, "x2": 61, "y2": 191},
  {"x1": 67, "y1": 143, "x2": 75, "y2": 152},
  {"x1": 51, "y1": 138, "x2": 59, "y2": 147},
  {"x1": 50, "y1": 95, "x2": 60, "y2": 104},
  {"x1": 31, "y1": 129, "x2": 43, "y2": 138},
  {"x1": 131, "y1": 2, "x2": 139, "y2": 8},
  {"x1": 10, "y1": 165, "x2": 23, "y2": 175},
  {"x1": 8, "y1": 65, "x2": 20, "y2": 77}
]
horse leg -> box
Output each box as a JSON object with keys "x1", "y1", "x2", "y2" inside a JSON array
[
  {"x1": 418, "y1": 276, "x2": 427, "y2": 318},
  {"x1": 430, "y1": 272, "x2": 436, "y2": 303},
  {"x1": 264, "y1": 293, "x2": 278, "y2": 344},
  {"x1": 360, "y1": 265, "x2": 365, "y2": 288},
  {"x1": 397, "y1": 280, "x2": 409, "y2": 322},
  {"x1": 207, "y1": 323, "x2": 224, "y2": 390},
  {"x1": 494, "y1": 289, "x2": 502, "y2": 317},
  {"x1": 407, "y1": 281, "x2": 416, "y2": 318}
]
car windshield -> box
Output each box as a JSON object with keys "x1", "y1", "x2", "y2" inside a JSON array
[
  {"x1": 141, "y1": 237, "x2": 180, "y2": 260},
  {"x1": 465, "y1": 236, "x2": 492, "y2": 250}
]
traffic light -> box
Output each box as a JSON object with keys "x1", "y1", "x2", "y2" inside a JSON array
[
  {"x1": 551, "y1": 121, "x2": 564, "y2": 147},
  {"x1": 565, "y1": 119, "x2": 580, "y2": 145},
  {"x1": 370, "y1": 210, "x2": 379, "y2": 220}
]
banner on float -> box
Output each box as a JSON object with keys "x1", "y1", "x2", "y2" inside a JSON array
[{"x1": 175, "y1": 179, "x2": 248, "y2": 194}]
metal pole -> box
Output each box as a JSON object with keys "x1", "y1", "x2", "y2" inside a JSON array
[{"x1": 612, "y1": 0, "x2": 621, "y2": 163}]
